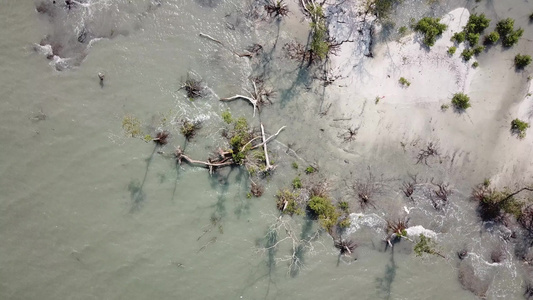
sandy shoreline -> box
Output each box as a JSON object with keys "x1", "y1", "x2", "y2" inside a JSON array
[{"x1": 326, "y1": 4, "x2": 533, "y2": 185}]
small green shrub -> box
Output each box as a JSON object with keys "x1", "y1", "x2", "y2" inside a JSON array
[
  {"x1": 307, "y1": 196, "x2": 339, "y2": 231},
  {"x1": 511, "y1": 118, "x2": 529, "y2": 138},
  {"x1": 465, "y1": 13, "x2": 491, "y2": 35},
  {"x1": 338, "y1": 217, "x2": 351, "y2": 228},
  {"x1": 441, "y1": 104, "x2": 449, "y2": 111},
  {"x1": 467, "y1": 32, "x2": 480, "y2": 47},
  {"x1": 483, "y1": 31, "x2": 500, "y2": 45},
  {"x1": 451, "y1": 93, "x2": 471, "y2": 110},
  {"x1": 338, "y1": 201, "x2": 349, "y2": 213},
  {"x1": 276, "y1": 189, "x2": 302, "y2": 215},
  {"x1": 399, "y1": 77, "x2": 411, "y2": 87},
  {"x1": 496, "y1": 18, "x2": 523, "y2": 47},
  {"x1": 398, "y1": 26, "x2": 408, "y2": 36},
  {"x1": 122, "y1": 115, "x2": 143, "y2": 137},
  {"x1": 473, "y1": 45, "x2": 485, "y2": 56},
  {"x1": 292, "y1": 176, "x2": 302, "y2": 189},
  {"x1": 305, "y1": 166, "x2": 316, "y2": 174},
  {"x1": 461, "y1": 49, "x2": 474, "y2": 61},
  {"x1": 447, "y1": 46, "x2": 456, "y2": 55},
  {"x1": 222, "y1": 110, "x2": 233, "y2": 124},
  {"x1": 472, "y1": 61, "x2": 479, "y2": 68},
  {"x1": 292, "y1": 161, "x2": 298, "y2": 169},
  {"x1": 414, "y1": 17, "x2": 447, "y2": 47},
  {"x1": 451, "y1": 32, "x2": 466, "y2": 43},
  {"x1": 414, "y1": 234, "x2": 443, "y2": 257},
  {"x1": 514, "y1": 54, "x2": 532, "y2": 69}
]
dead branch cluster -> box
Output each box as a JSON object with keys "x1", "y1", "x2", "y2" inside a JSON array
[
  {"x1": 174, "y1": 122, "x2": 285, "y2": 175},
  {"x1": 180, "y1": 75, "x2": 204, "y2": 99},
  {"x1": 386, "y1": 218, "x2": 409, "y2": 246},
  {"x1": 401, "y1": 175, "x2": 418, "y2": 200},
  {"x1": 334, "y1": 239, "x2": 358, "y2": 255},
  {"x1": 352, "y1": 171, "x2": 380, "y2": 210},
  {"x1": 220, "y1": 77, "x2": 275, "y2": 117},
  {"x1": 153, "y1": 130, "x2": 170, "y2": 146},
  {"x1": 264, "y1": 0, "x2": 289, "y2": 18},
  {"x1": 428, "y1": 180, "x2": 451, "y2": 210},
  {"x1": 416, "y1": 141, "x2": 440, "y2": 165},
  {"x1": 339, "y1": 126, "x2": 359, "y2": 142},
  {"x1": 180, "y1": 119, "x2": 202, "y2": 141}
]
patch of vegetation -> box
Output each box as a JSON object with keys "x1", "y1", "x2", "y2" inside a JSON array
[
  {"x1": 451, "y1": 93, "x2": 471, "y2": 110},
  {"x1": 122, "y1": 115, "x2": 143, "y2": 138},
  {"x1": 338, "y1": 217, "x2": 351, "y2": 228},
  {"x1": 515, "y1": 54, "x2": 532, "y2": 69},
  {"x1": 461, "y1": 49, "x2": 474, "y2": 61},
  {"x1": 292, "y1": 161, "x2": 299, "y2": 169},
  {"x1": 414, "y1": 234, "x2": 444, "y2": 258},
  {"x1": 264, "y1": 0, "x2": 289, "y2": 18},
  {"x1": 338, "y1": 201, "x2": 349, "y2": 213},
  {"x1": 221, "y1": 110, "x2": 233, "y2": 124},
  {"x1": 228, "y1": 117, "x2": 253, "y2": 164},
  {"x1": 473, "y1": 45, "x2": 485, "y2": 56},
  {"x1": 511, "y1": 118, "x2": 529, "y2": 138},
  {"x1": 441, "y1": 104, "x2": 449, "y2": 111},
  {"x1": 465, "y1": 13, "x2": 491, "y2": 36},
  {"x1": 292, "y1": 176, "x2": 302, "y2": 189},
  {"x1": 276, "y1": 189, "x2": 302, "y2": 215},
  {"x1": 483, "y1": 31, "x2": 499, "y2": 45},
  {"x1": 466, "y1": 32, "x2": 480, "y2": 47},
  {"x1": 472, "y1": 61, "x2": 479, "y2": 68},
  {"x1": 451, "y1": 32, "x2": 466, "y2": 43},
  {"x1": 496, "y1": 18, "x2": 523, "y2": 47},
  {"x1": 399, "y1": 77, "x2": 411, "y2": 87},
  {"x1": 398, "y1": 25, "x2": 408, "y2": 36},
  {"x1": 307, "y1": 3, "x2": 329, "y2": 60},
  {"x1": 180, "y1": 120, "x2": 201, "y2": 141},
  {"x1": 414, "y1": 17, "x2": 447, "y2": 47},
  {"x1": 307, "y1": 196, "x2": 339, "y2": 232},
  {"x1": 305, "y1": 166, "x2": 317, "y2": 174},
  {"x1": 472, "y1": 182, "x2": 525, "y2": 221},
  {"x1": 447, "y1": 46, "x2": 456, "y2": 55},
  {"x1": 371, "y1": 0, "x2": 402, "y2": 19}
]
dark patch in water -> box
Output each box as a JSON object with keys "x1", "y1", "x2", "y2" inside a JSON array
[
  {"x1": 195, "y1": 0, "x2": 220, "y2": 8},
  {"x1": 33, "y1": 0, "x2": 160, "y2": 70}
]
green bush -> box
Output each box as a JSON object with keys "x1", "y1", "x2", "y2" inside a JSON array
[
  {"x1": 292, "y1": 161, "x2": 298, "y2": 169},
  {"x1": 451, "y1": 93, "x2": 471, "y2": 110},
  {"x1": 511, "y1": 118, "x2": 529, "y2": 138},
  {"x1": 338, "y1": 201, "x2": 349, "y2": 213},
  {"x1": 483, "y1": 31, "x2": 500, "y2": 45},
  {"x1": 305, "y1": 166, "x2": 316, "y2": 174},
  {"x1": 465, "y1": 13, "x2": 491, "y2": 35},
  {"x1": 473, "y1": 45, "x2": 485, "y2": 56},
  {"x1": 496, "y1": 18, "x2": 523, "y2": 47},
  {"x1": 472, "y1": 61, "x2": 479, "y2": 68},
  {"x1": 414, "y1": 17, "x2": 447, "y2": 47},
  {"x1": 399, "y1": 77, "x2": 411, "y2": 87},
  {"x1": 307, "y1": 196, "x2": 339, "y2": 231},
  {"x1": 496, "y1": 18, "x2": 515, "y2": 37},
  {"x1": 451, "y1": 32, "x2": 465, "y2": 43},
  {"x1": 461, "y1": 49, "x2": 474, "y2": 61},
  {"x1": 467, "y1": 32, "x2": 480, "y2": 47},
  {"x1": 514, "y1": 54, "x2": 532, "y2": 69},
  {"x1": 221, "y1": 110, "x2": 233, "y2": 124},
  {"x1": 398, "y1": 25, "x2": 408, "y2": 36},
  {"x1": 447, "y1": 46, "x2": 456, "y2": 55},
  {"x1": 292, "y1": 176, "x2": 302, "y2": 189},
  {"x1": 276, "y1": 189, "x2": 302, "y2": 215}
]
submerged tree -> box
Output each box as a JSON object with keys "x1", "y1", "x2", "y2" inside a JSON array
[{"x1": 414, "y1": 234, "x2": 445, "y2": 258}]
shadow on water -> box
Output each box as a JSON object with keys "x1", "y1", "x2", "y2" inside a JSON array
[
  {"x1": 129, "y1": 145, "x2": 158, "y2": 212},
  {"x1": 288, "y1": 217, "x2": 315, "y2": 277},
  {"x1": 376, "y1": 247, "x2": 398, "y2": 300},
  {"x1": 278, "y1": 33, "x2": 314, "y2": 109}
]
